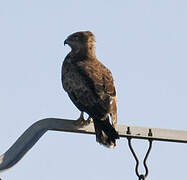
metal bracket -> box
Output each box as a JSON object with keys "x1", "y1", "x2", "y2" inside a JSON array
[
  {"x1": 127, "y1": 127, "x2": 153, "y2": 180},
  {"x1": 0, "y1": 118, "x2": 187, "y2": 173}
]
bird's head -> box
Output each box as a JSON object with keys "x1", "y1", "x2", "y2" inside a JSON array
[{"x1": 64, "y1": 31, "x2": 96, "y2": 56}]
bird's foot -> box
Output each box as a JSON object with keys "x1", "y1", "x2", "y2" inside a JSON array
[
  {"x1": 83, "y1": 117, "x2": 93, "y2": 126},
  {"x1": 74, "y1": 112, "x2": 93, "y2": 127},
  {"x1": 74, "y1": 112, "x2": 85, "y2": 126}
]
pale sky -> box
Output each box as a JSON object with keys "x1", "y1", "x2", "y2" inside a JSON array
[{"x1": 0, "y1": 0, "x2": 187, "y2": 179}]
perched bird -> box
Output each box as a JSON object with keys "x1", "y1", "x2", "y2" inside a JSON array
[{"x1": 62, "y1": 31, "x2": 119, "y2": 147}]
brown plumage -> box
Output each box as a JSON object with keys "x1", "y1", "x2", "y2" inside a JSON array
[{"x1": 62, "y1": 31, "x2": 119, "y2": 147}]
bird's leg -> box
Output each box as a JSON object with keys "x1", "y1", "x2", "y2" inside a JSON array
[
  {"x1": 84, "y1": 116, "x2": 93, "y2": 126},
  {"x1": 74, "y1": 112, "x2": 93, "y2": 127},
  {"x1": 74, "y1": 111, "x2": 85, "y2": 126}
]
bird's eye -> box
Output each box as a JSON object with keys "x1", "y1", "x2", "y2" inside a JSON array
[{"x1": 74, "y1": 36, "x2": 79, "y2": 40}]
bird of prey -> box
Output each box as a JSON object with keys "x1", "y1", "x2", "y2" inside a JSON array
[{"x1": 62, "y1": 31, "x2": 119, "y2": 147}]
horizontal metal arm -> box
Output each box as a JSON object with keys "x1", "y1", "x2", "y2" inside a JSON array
[{"x1": 0, "y1": 118, "x2": 187, "y2": 172}]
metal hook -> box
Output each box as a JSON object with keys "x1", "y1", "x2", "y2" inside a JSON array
[{"x1": 127, "y1": 137, "x2": 153, "y2": 180}]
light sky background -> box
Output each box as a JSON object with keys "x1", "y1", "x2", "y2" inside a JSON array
[{"x1": 0, "y1": 0, "x2": 187, "y2": 179}]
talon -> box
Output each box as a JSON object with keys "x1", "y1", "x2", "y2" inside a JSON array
[
  {"x1": 84, "y1": 116, "x2": 93, "y2": 125},
  {"x1": 74, "y1": 113, "x2": 93, "y2": 127}
]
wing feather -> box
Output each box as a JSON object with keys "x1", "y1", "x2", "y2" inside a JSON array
[{"x1": 77, "y1": 59, "x2": 116, "y2": 98}]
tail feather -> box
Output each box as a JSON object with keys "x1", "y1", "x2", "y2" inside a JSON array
[{"x1": 93, "y1": 117, "x2": 119, "y2": 148}]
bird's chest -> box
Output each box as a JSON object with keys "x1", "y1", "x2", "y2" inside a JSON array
[{"x1": 62, "y1": 60, "x2": 87, "y2": 94}]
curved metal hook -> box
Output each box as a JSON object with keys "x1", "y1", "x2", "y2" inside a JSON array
[{"x1": 127, "y1": 137, "x2": 153, "y2": 179}]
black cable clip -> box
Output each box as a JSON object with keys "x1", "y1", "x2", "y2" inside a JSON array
[{"x1": 127, "y1": 128, "x2": 153, "y2": 180}]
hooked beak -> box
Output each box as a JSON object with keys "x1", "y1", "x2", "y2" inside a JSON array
[{"x1": 64, "y1": 39, "x2": 67, "y2": 46}]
